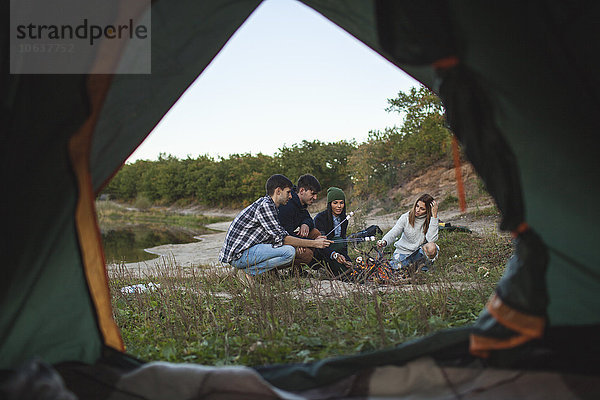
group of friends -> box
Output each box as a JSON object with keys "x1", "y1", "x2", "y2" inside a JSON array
[{"x1": 218, "y1": 174, "x2": 440, "y2": 278}]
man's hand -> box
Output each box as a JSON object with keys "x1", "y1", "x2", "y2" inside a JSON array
[
  {"x1": 284, "y1": 235, "x2": 331, "y2": 249},
  {"x1": 377, "y1": 239, "x2": 387, "y2": 249},
  {"x1": 313, "y1": 236, "x2": 332, "y2": 248},
  {"x1": 297, "y1": 247, "x2": 306, "y2": 254},
  {"x1": 298, "y1": 224, "x2": 310, "y2": 237}
]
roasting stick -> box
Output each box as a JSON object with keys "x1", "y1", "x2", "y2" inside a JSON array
[
  {"x1": 330, "y1": 236, "x2": 377, "y2": 244},
  {"x1": 324, "y1": 211, "x2": 355, "y2": 237}
]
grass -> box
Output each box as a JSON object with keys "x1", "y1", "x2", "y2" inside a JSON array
[
  {"x1": 466, "y1": 204, "x2": 500, "y2": 219},
  {"x1": 109, "y1": 228, "x2": 512, "y2": 367},
  {"x1": 97, "y1": 200, "x2": 230, "y2": 233},
  {"x1": 438, "y1": 194, "x2": 459, "y2": 211}
]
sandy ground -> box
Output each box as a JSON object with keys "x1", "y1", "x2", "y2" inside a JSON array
[
  {"x1": 139, "y1": 220, "x2": 231, "y2": 267},
  {"x1": 108, "y1": 206, "x2": 498, "y2": 278}
]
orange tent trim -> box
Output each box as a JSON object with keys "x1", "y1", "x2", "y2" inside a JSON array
[{"x1": 68, "y1": 74, "x2": 124, "y2": 352}]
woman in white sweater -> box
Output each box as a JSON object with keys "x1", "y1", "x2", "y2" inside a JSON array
[{"x1": 377, "y1": 193, "x2": 439, "y2": 270}]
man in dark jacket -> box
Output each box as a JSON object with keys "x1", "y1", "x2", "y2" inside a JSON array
[{"x1": 278, "y1": 174, "x2": 322, "y2": 268}]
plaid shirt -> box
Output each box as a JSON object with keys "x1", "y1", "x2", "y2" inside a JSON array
[{"x1": 219, "y1": 195, "x2": 289, "y2": 263}]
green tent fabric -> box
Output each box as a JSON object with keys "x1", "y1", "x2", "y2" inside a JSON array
[
  {"x1": 2, "y1": 0, "x2": 263, "y2": 368},
  {"x1": 2, "y1": 0, "x2": 600, "y2": 396}
]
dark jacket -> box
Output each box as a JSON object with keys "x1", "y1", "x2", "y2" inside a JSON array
[
  {"x1": 314, "y1": 208, "x2": 348, "y2": 262},
  {"x1": 277, "y1": 188, "x2": 314, "y2": 235}
]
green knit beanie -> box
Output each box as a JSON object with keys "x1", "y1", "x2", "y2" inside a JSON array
[{"x1": 327, "y1": 187, "x2": 345, "y2": 203}]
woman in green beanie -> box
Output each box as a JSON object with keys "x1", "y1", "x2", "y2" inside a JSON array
[{"x1": 313, "y1": 187, "x2": 352, "y2": 277}]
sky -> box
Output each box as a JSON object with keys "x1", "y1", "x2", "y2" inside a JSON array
[{"x1": 127, "y1": 0, "x2": 419, "y2": 162}]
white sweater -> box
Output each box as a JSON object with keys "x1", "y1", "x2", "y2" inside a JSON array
[{"x1": 381, "y1": 212, "x2": 439, "y2": 255}]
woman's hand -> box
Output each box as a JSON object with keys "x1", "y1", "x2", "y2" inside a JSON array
[
  {"x1": 333, "y1": 252, "x2": 352, "y2": 267},
  {"x1": 431, "y1": 200, "x2": 438, "y2": 218}
]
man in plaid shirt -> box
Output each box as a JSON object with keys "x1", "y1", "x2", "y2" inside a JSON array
[{"x1": 219, "y1": 174, "x2": 332, "y2": 275}]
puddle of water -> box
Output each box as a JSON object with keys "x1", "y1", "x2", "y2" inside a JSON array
[{"x1": 101, "y1": 225, "x2": 197, "y2": 264}]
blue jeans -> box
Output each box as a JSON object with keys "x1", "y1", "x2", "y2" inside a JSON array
[
  {"x1": 230, "y1": 244, "x2": 295, "y2": 275},
  {"x1": 390, "y1": 245, "x2": 439, "y2": 272}
]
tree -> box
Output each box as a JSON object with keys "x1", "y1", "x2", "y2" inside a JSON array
[
  {"x1": 154, "y1": 154, "x2": 188, "y2": 203},
  {"x1": 276, "y1": 140, "x2": 355, "y2": 190},
  {"x1": 102, "y1": 160, "x2": 148, "y2": 200},
  {"x1": 350, "y1": 86, "x2": 453, "y2": 197}
]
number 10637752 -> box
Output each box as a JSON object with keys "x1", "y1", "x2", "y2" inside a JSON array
[{"x1": 17, "y1": 43, "x2": 74, "y2": 53}]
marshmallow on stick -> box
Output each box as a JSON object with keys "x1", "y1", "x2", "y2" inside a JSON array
[{"x1": 330, "y1": 236, "x2": 376, "y2": 244}]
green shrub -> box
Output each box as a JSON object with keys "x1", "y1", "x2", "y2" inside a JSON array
[
  {"x1": 134, "y1": 195, "x2": 152, "y2": 210},
  {"x1": 439, "y1": 194, "x2": 458, "y2": 211}
]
